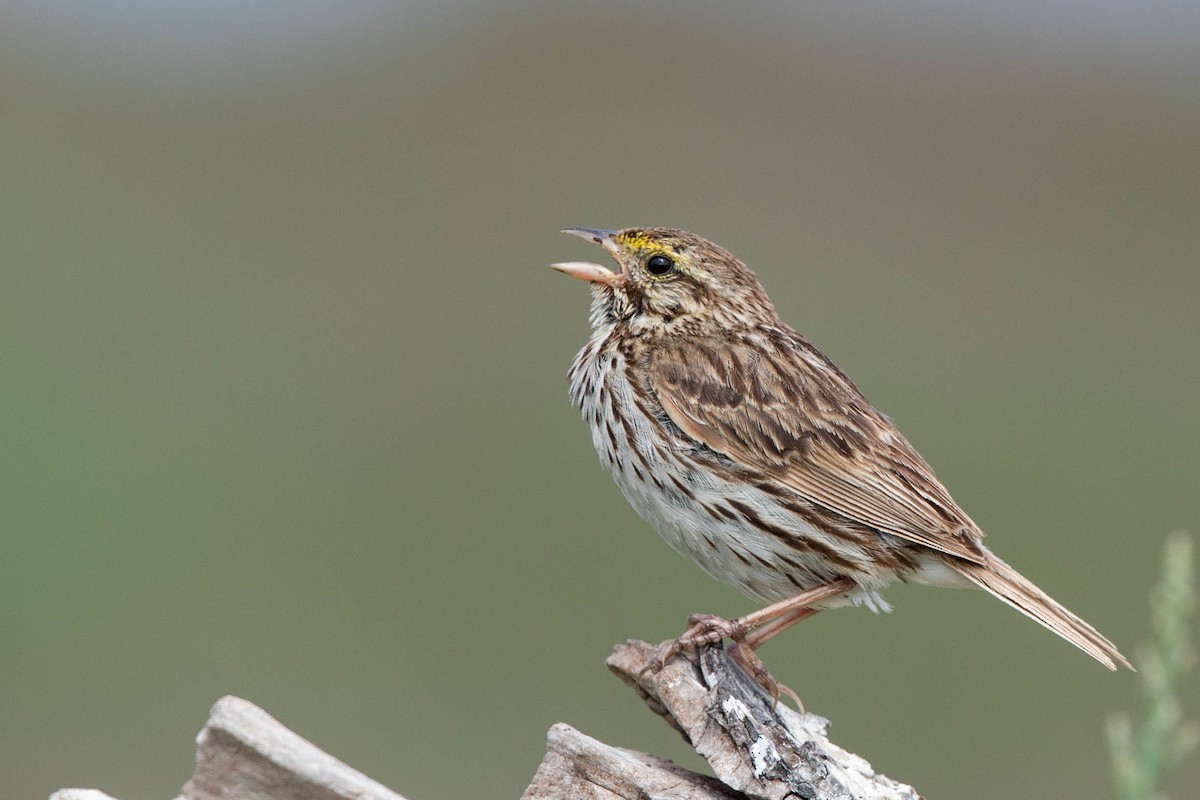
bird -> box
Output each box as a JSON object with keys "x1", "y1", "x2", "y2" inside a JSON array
[{"x1": 551, "y1": 226, "x2": 1130, "y2": 681}]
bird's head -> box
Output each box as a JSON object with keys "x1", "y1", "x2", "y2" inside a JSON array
[{"x1": 552, "y1": 227, "x2": 777, "y2": 335}]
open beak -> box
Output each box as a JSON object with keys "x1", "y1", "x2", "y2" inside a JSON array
[{"x1": 550, "y1": 228, "x2": 625, "y2": 286}]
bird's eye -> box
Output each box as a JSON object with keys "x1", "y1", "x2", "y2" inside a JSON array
[{"x1": 646, "y1": 254, "x2": 674, "y2": 276}]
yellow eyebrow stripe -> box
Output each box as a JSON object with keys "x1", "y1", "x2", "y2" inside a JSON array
[{"x1": 617, "y1": 232, "x2": 669, "y2": 252}]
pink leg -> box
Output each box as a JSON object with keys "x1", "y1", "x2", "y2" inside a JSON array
[{"x1": 744, "y1": 606, "x2": 822, "y2": 650}]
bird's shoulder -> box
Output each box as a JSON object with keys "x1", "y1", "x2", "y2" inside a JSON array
[{"x1": 644, "y1": 325, "x2": 878, "y2": 447}]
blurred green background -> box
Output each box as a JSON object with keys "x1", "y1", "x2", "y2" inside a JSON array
[{"x1": 3, "y1": 2, "x2": 1198, "y2": 798}]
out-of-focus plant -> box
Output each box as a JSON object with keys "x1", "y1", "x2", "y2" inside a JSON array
[{"x1": 1107, "y1": 531, "x2": 1197, "y2": 800}]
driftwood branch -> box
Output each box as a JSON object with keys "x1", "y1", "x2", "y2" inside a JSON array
[
  {"x1": 53, "y1": 696, "x2": 408, "y2": 800},
  {"x1": 522, "y1": 723, "x2": 743, "y2": 799},
  {"x1": 51, "y1": 641, "x2": 919, "y2": 800},
  {"x1": 600, "y1": 640, "x2": 920, "y2": 800},
  {"x1": 181, "y1": 695, "x2": 407, "y2": 800}
]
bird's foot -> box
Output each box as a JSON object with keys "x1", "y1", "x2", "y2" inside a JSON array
[
  {"x1": 643, "y1": 612, "x2": 750, "y2": 673},
  {"x1": 641, "y1": 612, "x2": 803, "y2": 710}
]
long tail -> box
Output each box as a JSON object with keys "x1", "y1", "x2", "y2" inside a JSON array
[{"x1": 951, "y1": 550, "x2": 1132, "y2": 670}]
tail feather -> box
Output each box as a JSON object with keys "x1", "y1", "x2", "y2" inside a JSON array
[{"x1": 952, "y1": 551, "x2": 1132, "y2": 671}]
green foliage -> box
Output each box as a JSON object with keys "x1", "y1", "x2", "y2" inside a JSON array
[{"x1": 1108, "y1": 532, "x2": 1198, "y2": 800}]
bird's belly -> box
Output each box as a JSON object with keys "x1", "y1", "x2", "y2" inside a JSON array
[{"x1": 612, "y1": 462, "x2": 831, "y2": 602}]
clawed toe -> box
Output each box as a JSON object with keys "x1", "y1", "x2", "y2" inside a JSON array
[
  {"x1": 678, "y1": 613, "x2": 750, "y2": 649},
  {"x1": 644, "y1": 638, "x2": 684, "y2": 674},
  {"x1": 643, "y1": 612, "x2": 740, "y2": 675},
  {"x1": 685, "y1": 612, "x2": 723, "y2": 628}
]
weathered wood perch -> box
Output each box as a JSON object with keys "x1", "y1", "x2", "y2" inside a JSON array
[
  {"x1": 559, "y1": 640, "x2": 921, "y2": 800},
  {"x1": 51, "y1": 641, "x2": 919, "y2": 800}
]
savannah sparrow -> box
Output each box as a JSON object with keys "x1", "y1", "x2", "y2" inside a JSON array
[{"x1": 552, "y1": 226, "x2": 1129, "y2": 673}]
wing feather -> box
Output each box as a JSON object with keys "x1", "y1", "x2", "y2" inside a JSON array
[{"x1": 648, "y1": 333, "x2": 988, "y2": 565}]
